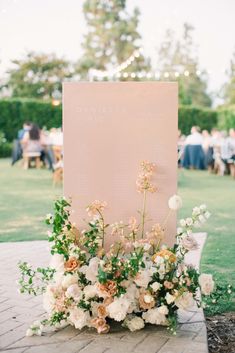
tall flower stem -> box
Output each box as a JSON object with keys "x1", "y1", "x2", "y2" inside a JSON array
[
  {"x1": 141, "y1": 190, "x2": 147, "y2": 239},
  {"x1": 97, "y1": 209, "x2": 105, "y2": 248}
]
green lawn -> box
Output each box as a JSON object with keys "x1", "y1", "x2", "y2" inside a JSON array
[
  {"x1": 0, "y1": 158, "x2": 234, "y2": 310},
  {"x1": 0, "y1": 159, "x2": 62, "y2": 242}
]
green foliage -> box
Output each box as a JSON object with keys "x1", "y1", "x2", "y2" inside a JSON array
[
  {"x1": 178, "y1": 105, "x2": 218, "y2": 135},
  {"x1": 157, "y1": 23, "x2": 212, "y2": 107},
  {"x1": 203, "y1": 284, "x2": 234, "y2": 316},
  {"x1": 1, "y1": 98, "x2": 221, "y2": 142},
  {"x1": 18, "y1": 261, "x2": 55, "y2": 295},
  {"x1": 223, "y1": 50, "x2": 235, "y2": 105},
  {"x1": 5, "y1": 52, "x2": 72, "y2": 99},
  {"x1": 0, "y1": 131, "x2": 12, "y2": 157},
  {"x1": 217, "y1": 106, "x2": 235, "y2": 130},
  {"x1": 0, "y1": 98, "x2": 62, "y2": 141}
]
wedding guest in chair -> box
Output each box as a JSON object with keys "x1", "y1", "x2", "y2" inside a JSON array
[{"x1": 21, "y1": 124, "x2": 42, "y2": 169}]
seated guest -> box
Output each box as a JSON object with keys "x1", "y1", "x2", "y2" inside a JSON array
[
  {"x1": 12, "y1": 121, "x2": 31, "y2": 165},
  {"x1": 22, "y1": 124, "x2": 42, "y2": 154},
  {"x1": 182, "y1": 126, "x2": 205, "y2": 170}
]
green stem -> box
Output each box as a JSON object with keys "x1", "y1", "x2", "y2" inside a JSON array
[
  {"x1": 141, "y1": 190, "x2": 147, "y2": 239},
  {"x1": 97, "y1": 209, "x2": 105, "y2": 248}
]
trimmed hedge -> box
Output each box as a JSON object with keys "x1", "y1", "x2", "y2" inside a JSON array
[
  {"x1": 178, "y1": 106, "x2": 218, "y2": 135},
  {"x1": 217, "y1": 106, "x2": 235, "y2": 130},
  {"x1": 0, "y1": 99, "x2": 62, "y2": 141},
  {"x1": 1, "y1": 99, "x2": 234, "y2": 143}
]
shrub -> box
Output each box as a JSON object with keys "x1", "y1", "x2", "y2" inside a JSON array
[
  {"x1": 0, "y1": 98, "x2": 62, "y2": 141},
  {"x1": 217, "y1": 106, "x2": 235, "y2": 130},
  {"x1": 0, "y1": 98, "x2": 220, "y2": 142},
  {"x1": 0, "y1": 131, "x2": 12, "y2": 157},
  {"x1": 178, "y1": 106, "x2": 218, "y2": 135}
]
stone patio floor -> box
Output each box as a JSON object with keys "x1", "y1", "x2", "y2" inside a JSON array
[{"x1": 0, "y1": 234, "x2": 208, "y2": 353}]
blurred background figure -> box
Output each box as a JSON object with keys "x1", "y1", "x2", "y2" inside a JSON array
[
  {"x1": 182, "y1": 126, "x2": 205, "y2": 170},
  {"x1": 11, "y1": 121, "x2": 31, "y2": 165},
  {"x1": 21, "y1": 124, "x2": 42, "y2": 169}
]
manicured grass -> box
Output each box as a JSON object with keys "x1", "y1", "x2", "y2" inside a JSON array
[
  {"x1": 0, "y1": 159, "x2": 234, "y2": 310},
  {"x1": 0, "y1": 159, "x2": 62, "y2": 242},
  {"x1": 178, "y1": 168, "x2": 235, "y2": 312}
]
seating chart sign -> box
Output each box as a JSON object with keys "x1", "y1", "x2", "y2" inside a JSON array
[{"x1": 63, "y1": 82, "x2": 178, "y2": 245}]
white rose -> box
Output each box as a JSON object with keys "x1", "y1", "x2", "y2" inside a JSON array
[
  {"x1": 79, "y1": 257, "x2": 100, "y2": 283},
  {"x1": 61, "y1": 273, "x2": 78, "y2": 289},
  {"x1": 165, "y1": 293, "x2": 175, "y2": 304},
  {"x1": 69, "y1": 307, "x2": 90, "y2": 329},
  {"x1": 43, "y1": 284, "x2": 56, "y2": 313},
  {"x1": 199, "y1": 274, "x2": 215, "y2": 295},
  {"x1": 83, "y1": 285, "x2": 97, "y2": 300},
  {"x1": 134, "y1": 270, "x2": 152, "y2": 288},
  {"x1": 107, "y1": 296, "x2": 130, "y2": 321},
  {"x1": 175, "y1": 292, "x2": 195, "y2": 310},
  {"x1": 168, "y1": 195, "x2": 182, "y2": 210},
  {"x1": 65, "y1": 284, "x2": 82, "y2": 301},
  {"x1": 181, "y1": 235, "x2": 198, "y2": 251},
  {"x1": 126, "y1": 316, "x2": 145, "y2": 332},
  {"x1": 142, "y1": 305, "x2": 168, "y2": 325},
  {"x1": 177, "y1": 227, "x2": 183, "y2": 235},
  {"x1": 150, "y1": 282, "x2": 162, "y2": 292},
  {"x1": 49, "y1": 254, "x2": 64, "y2": 272}
]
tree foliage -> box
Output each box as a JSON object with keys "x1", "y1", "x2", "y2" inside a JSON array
[
  {"x1": 76, "y1": 0, "x2": 150, "y2": 79},
  {"x1": 6, "y1": 52, "x2": 72, "y2": 99},
  {"x1": 157, "y1": 23, "x2": 212, "y2": 107},
  {"x1": 223, "y1": 50, "x2": 235, "y2": 105}
]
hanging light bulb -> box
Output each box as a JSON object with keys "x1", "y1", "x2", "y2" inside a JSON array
[
  {"x1": 196, "y1": 70, "x2": 201, "y2": 76},
  {"x1": 123, "y1": 72, "x2": 129, "y2": 78},
  {"x1": 184, "y1": 70, "x2": 190, "y2": 77},
  {"x1": 155, "y1": 71, "x2": 160, "y2": 79},
  {"x1": 164, "y1": 72, "x2": 169, "y2": 78},
  {"x1": 174, "y1": 72, "x2": 179, "y2": 78},
  {"x1": 131, "y1": 72, "x2": 136, "y2": 78}
]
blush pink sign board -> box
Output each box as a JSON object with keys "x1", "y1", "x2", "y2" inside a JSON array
[{"x1": 63, "y1": 82, "x2": 178, "y2": 246}]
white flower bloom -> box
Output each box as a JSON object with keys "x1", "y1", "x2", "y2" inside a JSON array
[
  {"x1": 179, "y1": 219, "x2": 186, "y2": 227},
  {"x1": 134, "y1": 269, "x2": 152, "y2": 288},
  {"x1": 83, "y1": 285, "x2": 97, "y2": 300},
  {"x1": 150, "y1": 282, "x2": 162, "y2": 292},
  {"x1": 65, "y1": 284, "x2": 82, "y2": 301},
  {"x1": 165, "y1": 293, "x2": 175, "y2": 304},
  {"x1": 153, "y1": 255, "x2": 164, "y2": 265},
  {"x1": 61, "y1": 273, "x2": 78, "y2": 289},
  {"x1": 107, "y1": 296, "x2": 130, "y2": 321},
  {"x1": 49, "y1": 254, "x2": 64, "y2": 272},
  {"x1": 200, "y1": 204, "x2": 207, "y2": 211},
  {"x1": 125, "y1": 316, "x2": 145, "y2": 332},
  {"x1": 26, "y1": 328, "x2": 34, "y2": 337},
  {"x1": 198, "y1": 215, "x2": 206, "y2": 224},
  {"x1": 69, "y1": 307, "x2": 90, "y2": 329},
  {"x1": 204, "y1": 211, "x2": 211, "y2": 219},
  {"x1": 43, "y1": 285, "x2": 56, "y2": 313},
  {"x1": 79, "y1": 257, "x2": 100, "y2": 283},
  {"x1": 142, "y1": 305, "x2": 168, "y2": 325},
  {"x1": 168, "y1": 195, "x2": 182, "y2": 210},
  {"x1": 194, "y1": 220, "x2": 201, "y2": 228},
  {"x1": 181, "y1": 235, "x2": 198, "y2": 251},
  {"x1": 186, "y1": 218, "x2": 193, "y2": 226},
  {"x1": 192, "y1": 207, "x2": 201, "y2": 216},
  {"x1": 199, "y1": 274, "x2": 215, "y2": 295},
  {"x1": 177, "y1": 227, "x2": 183, "y2": 235},
  {"x1": 175, "y1": 292, "x2": 195, "y2": 310},
  {"x1": 46, "y1": 213, "x2": 53, "y2": 219},
  {"x1": 143, "y1": 243, "x2": 151, "y2": 251}
]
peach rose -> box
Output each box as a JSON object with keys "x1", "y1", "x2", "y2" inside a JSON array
[
  {"x1": 139, "y1": 290, "x2": 155, "y2": 310},
  {"x1": 91, "y1": 317, "x2": 110, "y2": 334},
  {"x1": 152, "y1": 249, "x2": 176, "y2": 263},
  {"x1": 64, "y1": 257, "x2": 80, "y2": 272},
  {"x1": 164, "y1": 281, "x2": 174, "y2": 289},
  {"x1": 97, "y1": 280, "x2": 117, "y2": 297},
  {"x1": 97, "y1": 304, "x2": 108, "y2": 318}
]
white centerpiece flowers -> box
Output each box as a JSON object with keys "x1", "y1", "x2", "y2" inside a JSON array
[{"x1": 18, "y1": 161, "x2": 214, "y2": 336}]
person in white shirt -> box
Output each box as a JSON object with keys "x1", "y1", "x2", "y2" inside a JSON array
[{"x1": 185, "y1": 126, "x2": 203, "y2": 145}]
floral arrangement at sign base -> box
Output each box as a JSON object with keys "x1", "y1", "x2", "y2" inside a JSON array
[{"x1": 18, "y1": 161, "x2": 214, "y2": 337}]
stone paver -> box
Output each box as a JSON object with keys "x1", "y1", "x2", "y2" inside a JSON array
[{"x1": 0, "y1": 233, "x2": 208, "y2": 353}]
